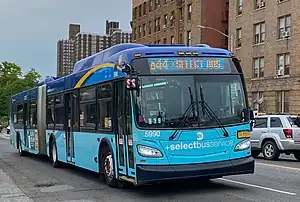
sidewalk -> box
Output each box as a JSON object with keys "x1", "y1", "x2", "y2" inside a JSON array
[{"x1": 0, "y1": 168, "x2": 33, "y2": 201}]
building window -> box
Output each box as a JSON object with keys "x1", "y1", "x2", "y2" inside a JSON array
[
  {"x1": 155, "y1": 0, "x2": 160, "y2": 9},
  {"x1": 143, "y1": 2, "x2": 147, "y2": 15},
  {"x1": 179, "y1": 33, "x2": 183, "y2": 43},
  {"x1": 254, "y1": 22, "x2": 265, "y2": 44},
  {"x1": 255, "y1": 0, "x2": 265, "y2": 10},
  {"x1": 148, "y1": 21, "x2": 152, "y2": 34},
  {"x1": 170, "y1": 11, "x2": 175, "y2": 26},
  {"x1": 142, "y1": 24, "x2": 146, "y2": 37},
  {"x1": 237, "y1": 0, "x2": 243, "y2": 15},
  {"x1": 276, "y1": 91, "x2": 289, "y2": 113},
  {"x1": 252, "y1": 92, "x2": 264, "y2": 112},
  {"x1": 138, "y1": 26, "x2": 142, "y2": 38},
  {"x1": 133, "y1": 7, "x2": 137, "y2": 20},
  {"x1": 158, "y1": 17, "x2": 161, "y2": 32},
  {"x1": 278, "y1": 15, "x2": 291, "y2": 39},
  {"x1": 187, "y1": 30, "x2": 191, "y2": 46},
  {"x1": 253, "y1": 57, "x2": 264, "y2": 78},
  {"x1": 149, "y1": 0, "x2": 153, "y2": 12},
  {"x1": 164, "y1": 14, "x2": 168, "y2": 26},
  {"x1": 179, "y1": 7, "x2": 183, "y2": 21},
  {"x1": 236, "y1": 28, "x2": 242, "y2": 47},
  {"x1": 138, "y1": 5, "x2": 142, "y2": 18},
  {"x1": 188, "y1": 4, "x2": 192, "y2": 20},
  {"x1": 155, "y1": 18, "x2": 161, "y2": 32},
  {"x1": 133, "y1": 28, "x2": 137, "y2": 40},
  {"x1": 163, "y1": 38, "x2": 167, "y2": 44},
  {"x1": 171, "y1": 36, "x2": 175, "y2": 44},
  {"x1": 277, "y1": 53, "x2": 290, "y2": 76}
]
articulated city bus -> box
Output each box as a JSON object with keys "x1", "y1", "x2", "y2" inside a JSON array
[{"x1": 10, "y1": 43, "x2": 255, "y2": 187}]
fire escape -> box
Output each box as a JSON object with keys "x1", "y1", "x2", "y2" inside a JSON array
[{"x1": 175, "y1": 0, "x2": 185, "y2": 44}]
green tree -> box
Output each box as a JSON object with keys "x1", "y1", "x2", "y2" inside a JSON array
[{"x1": 0, "y1": 61, "x2": 41, "y2": 124}]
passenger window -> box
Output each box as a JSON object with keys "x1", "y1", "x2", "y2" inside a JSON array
[
  {"x1": 55, "y1": 94, "x2": 65, "y2": 127},
  {"x1": 270, "y1": 117, "x2": 283, "y2": 128},
  {"x1": 79, "y1": 87, "x2": 96, "y2": 131},
  {"x1": 254, "y1": 118, "x2": 267, "y2": 128},
  {"x1": 97, "y1": 83, "x2": 112, "y2": 131}
]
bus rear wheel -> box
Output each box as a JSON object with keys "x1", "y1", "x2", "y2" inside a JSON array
[{"x1": 103, "y1": 150, "x2": 118, "y2": 188}]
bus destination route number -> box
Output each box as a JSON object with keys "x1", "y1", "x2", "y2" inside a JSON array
[{"x1": 148, "y1": 57, "x2": 225, "y2": 72}]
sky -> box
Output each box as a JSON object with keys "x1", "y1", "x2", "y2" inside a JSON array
[{"x1": 0, "y1": 0, "x2": 132, "y2": 77}]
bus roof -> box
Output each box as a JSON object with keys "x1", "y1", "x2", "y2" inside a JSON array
[
  {"x1": 72, "y1": 43, "x2": 231, "y2": 74},
  {"x1": 11, "y1": 87, "x2": 38, "y2": 102},
  {"x1": 11, "y1": 43, "x2": 232, "y2": 101}
]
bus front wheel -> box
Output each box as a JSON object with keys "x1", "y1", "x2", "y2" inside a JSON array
[
  {"x1": 50, "y1": 141, "x2": 61, "y2": 168},
  {"x1": 102, "y1": 149, "x2": 118, "y2": 188}
]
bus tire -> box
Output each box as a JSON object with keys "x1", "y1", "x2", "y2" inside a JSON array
[
  {"x1": 103, "y1": 149, "x2": 118, "y2": 188},
  {"x1": 50, "y1": 140, "x2": 61, "y2": 168}
]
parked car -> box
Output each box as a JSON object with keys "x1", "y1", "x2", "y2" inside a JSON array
[
  {"x1": 6, "y1": 125, "x2": 10, "y2": 134},
  {"x1": 290, "y1": 115, "x2": 300, "y2": 127},
  {"x1": 250, "y1": 114, "x2": 300, "y2": 161}
]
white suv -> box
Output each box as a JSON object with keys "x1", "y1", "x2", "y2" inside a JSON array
[{"x1": 251, "y1": 115, "x2": 300, "y2": 160}]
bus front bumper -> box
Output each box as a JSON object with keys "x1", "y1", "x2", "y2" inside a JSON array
[{"x1": 135, "y1": 156, "x2": 254, "y2": 185}]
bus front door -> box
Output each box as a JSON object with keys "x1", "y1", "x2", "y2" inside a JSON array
[
  {"x1": 114, "y1": 80, "x2": 135, "y2": 181},
  {"x1": 65, "y1": 92, "x2": 76, "y2": 164}
]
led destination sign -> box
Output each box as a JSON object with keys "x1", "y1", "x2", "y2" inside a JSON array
[{"x1": 148, "y1": 57, "x2": 227, "y2": 73}]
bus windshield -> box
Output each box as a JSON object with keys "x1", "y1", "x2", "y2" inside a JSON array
[{"x1": 133, "y1": 75, "x2": 247, "y2": 129}]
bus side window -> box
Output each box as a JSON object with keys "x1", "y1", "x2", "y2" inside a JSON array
[
  {"x1": 79, "y1": 86, "x2": 96, "y2": 132},
  {"x1": 97, "y1": 83, "x2": 113, "y2": 131},
  {"x1": 46, "y1": 96, "x2": 55, "y2": 129},
  {"x1": 54, "y1": 94, "x2": 65, "y2": 130},
  {"x1": 17, "y1": 104, "x2": 24, "y2": 125},
  {"x1": 13, "y1": 105, "x2": 18, "y2": 124},
  {"x1": 29, "y1": 101, "x2": 37, "y2": 129}
]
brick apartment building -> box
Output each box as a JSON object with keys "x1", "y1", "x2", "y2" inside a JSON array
[
  {"x1": 132, "y1": 0, "x2": 229, "y2": 49},
  {"x1": 57, "y1": 21, "x2": 132, "y2": 76},
  {"x1": 229, "y1": 0, "x2": 300, "y2": 114}
]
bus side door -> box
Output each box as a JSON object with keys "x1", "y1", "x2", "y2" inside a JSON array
[
  {"x1": 64, "y1": 92, "x2": 77, "y2": 163},
  {"x1": 114, "y1": 80, "x2": 135, "y2": 180}
]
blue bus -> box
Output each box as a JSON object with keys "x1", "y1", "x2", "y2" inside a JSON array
[{"x1": 9, "y1": 43, "x2": 255, "y2": 187}]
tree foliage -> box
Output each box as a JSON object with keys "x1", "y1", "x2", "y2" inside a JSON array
[{"x1": 0, "y1": 61, "x2": 41, "y2": 124}]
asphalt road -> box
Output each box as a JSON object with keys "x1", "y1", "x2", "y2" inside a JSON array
[{"x1": 1, "y1": 136, "x2": 300, "y2": 202}]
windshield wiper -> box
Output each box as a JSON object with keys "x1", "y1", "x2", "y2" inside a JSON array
[
  {"x1": 169, "y1": 86, "x2": 195, "y2": 140},
  {"x1": 199, "y1": 85, "x2": 229, "y2": 137},
  {"x1": 169, "y1": 85, "x2": 229, "y2": 140}
]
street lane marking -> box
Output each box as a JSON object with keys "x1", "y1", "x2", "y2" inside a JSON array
[
  {"x1": 218, "y1": 178, "x2": 297, "y2": 196},
  {"x1": 256, "y1": 162, "x2": 300, "y2": 171}
]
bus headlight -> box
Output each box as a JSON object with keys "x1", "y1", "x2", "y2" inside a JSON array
[
  {"x1": 234, "y1": 139, "x2": 251, "y2": 151},
  {"x1": 137, "y1": 145, "x2": 163, "y2": 158}
]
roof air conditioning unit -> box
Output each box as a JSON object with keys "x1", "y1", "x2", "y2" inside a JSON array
[{"x1": 283, "y1": 30, "x2": 290, "y2": 38}]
